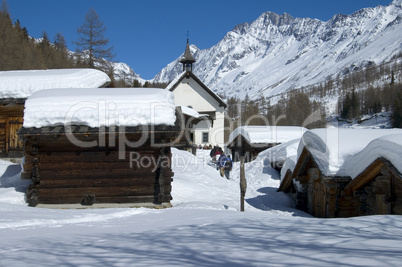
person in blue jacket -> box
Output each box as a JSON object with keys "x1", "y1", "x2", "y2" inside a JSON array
[{"x1": 219, "y1": 154, "x2": 233, "y2": 179}]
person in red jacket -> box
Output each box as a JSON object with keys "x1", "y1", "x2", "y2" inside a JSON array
[{"x1": 210, "y1": 146, "x2": 223, "y2": 168}]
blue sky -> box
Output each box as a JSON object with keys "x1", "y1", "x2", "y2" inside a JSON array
[{"x1": 7, "y1": 0, "x2": 393, "y2": 79}]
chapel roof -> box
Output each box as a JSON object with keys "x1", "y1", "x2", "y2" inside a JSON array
[{"x1": 166, "y1": 71, "x2": 227, "y2": 108}]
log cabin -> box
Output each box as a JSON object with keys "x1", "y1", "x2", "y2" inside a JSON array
[
  {"x1": 0, "y1": 69, "x2": 110, "y2": 157},
  {"x1": 18, "y1": 88, "x2": 182, "y2": 208},
  {"x1": 278, "y1": 128, "x2": 402, "y2": 218},
  {"x1": 227, "y1": 126, "x2": 307, "y2": 163}
]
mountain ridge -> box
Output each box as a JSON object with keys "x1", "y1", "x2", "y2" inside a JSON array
[{"x1": 152, "y1": 0, "x2": 402, "y2": 100}]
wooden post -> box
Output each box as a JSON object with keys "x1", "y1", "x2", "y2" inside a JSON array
[{"x1": 239, "y1": 151, "x2": 247, "y2": 212}]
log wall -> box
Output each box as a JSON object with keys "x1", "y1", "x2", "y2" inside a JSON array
[
  {"x1": 0, "y1": 118, "x2": 6, "y2": 155},
  {"x1": 295, "y1": 162, "x2": 402, "y2": 218},
  {"x1": 21, "y1": 133, "x2": 175, "y2": 208},
  {"x1": 356, "y1": 166, "x2": 402, "y2": 215}
]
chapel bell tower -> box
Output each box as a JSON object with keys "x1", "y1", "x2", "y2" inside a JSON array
[{"x1": 180, "y1": 38, "x2": 196, "y2": 72}]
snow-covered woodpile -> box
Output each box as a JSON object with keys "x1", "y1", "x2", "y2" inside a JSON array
[
  {"x1": 19, "y1": 88, "x2": 181, "y2": 208},
  {"x1": 0, "y1": 69, "x2": 110, "y2": 157},
  {"x1": 279, "y1": 128, "x2": 402, "y2": 218}
]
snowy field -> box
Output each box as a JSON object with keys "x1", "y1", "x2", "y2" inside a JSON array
[{"x1": 1, "y1": 148, "x2": 402, "y2": 266}]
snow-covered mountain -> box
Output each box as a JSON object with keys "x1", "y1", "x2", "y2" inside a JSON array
[
  {"x1": 111, "y1": 61, "x2": 145, "y2": 84},
  {"x1": 153, "y1": 0, "x2": 402, "y2": 99},
  {"x1": 71, "y1": 50, "x2": 146, "y2": 85}
]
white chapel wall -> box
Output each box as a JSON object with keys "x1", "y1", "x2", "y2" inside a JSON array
[{"x1": 172, "y1": 77, "x2": 226, "y2": 147}]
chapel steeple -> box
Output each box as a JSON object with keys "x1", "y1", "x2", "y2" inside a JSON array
[{"x1": 180, "y1": 38, "x2": 196, "y2": 72}]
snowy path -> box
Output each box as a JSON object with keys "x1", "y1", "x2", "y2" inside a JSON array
[{"x1": 1, "y1": 150, "x2": 402, "y2": 266}]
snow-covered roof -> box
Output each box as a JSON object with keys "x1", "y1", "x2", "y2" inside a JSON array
[
  {"x1": 0, "y1": 69, "x2": 111, "y2": 99},
  {"x1": 280, "y1": 155, "x2": 297, "y2": 180},
  {"x1": 165, "y1": 71, "x2": 186, "y2": 91},
  {"x1": 179, "y1": 105, "x2": 208, "y2": 119},
  {"x1": 23, "y1": 88, "x2": 176, "y2": 128},
  {"x1": 290, "y1": 128, "x2": 402, "y2": 179},
  {"x1": 348, "y1": 133, "x2": 402, "y2": 178},
  {"x1": 228, "y1": 126, "x2": 307, "y2": 145},
  {"x1": 262, "y1": 138, "x2": 301, "y2": 166}
]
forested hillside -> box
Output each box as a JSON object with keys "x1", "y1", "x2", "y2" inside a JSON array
[
  {"x1": 0, "y1": 5, "x2": 81, "y2": 71},
  {"x1": 223, "y1": 58, "x2": 402, "y2": 130},
  {"x1": 0, "y1": 5, "x2": 165, "y2": 88}
]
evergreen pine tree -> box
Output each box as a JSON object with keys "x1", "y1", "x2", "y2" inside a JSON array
[
  {"x1": 349, "y1": 88, "x2": 360, "y2": 120},
  {"x1": 341, "y1": 92, "x2": 351, "y2": 119},
  {"x1": 391, "y1": 93, "x2": 402, "y2": 128},
  {"x1": 132, "y1": 79, "x2": 142, "y2": 87},
  {"x1": 390, "y1": 71, "x2": 395, "y2": 86}
]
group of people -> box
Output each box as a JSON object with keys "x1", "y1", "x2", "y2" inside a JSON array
[{"x1": 210, "y1": 146, "x2": 233, "y2": 179}]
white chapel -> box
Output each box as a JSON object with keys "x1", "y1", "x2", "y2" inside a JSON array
[{"x1": 166, "y1": 39, "x2": 227, "y2": 147}]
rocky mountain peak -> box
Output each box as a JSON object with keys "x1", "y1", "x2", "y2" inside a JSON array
[
  {"x1": 153, "y1": 1, "x2": 401, "y2": 103},
  {"x1": 258, "y1": 11, "x2": 295, "y2": 27}
]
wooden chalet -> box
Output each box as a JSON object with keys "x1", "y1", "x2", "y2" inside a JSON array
[
  {"x1": 19, "y1": 88, "x2": 182, "y2": 208},
  {"x1": 0, "y1": 69, "x2": 110, "y2": 158},
  {"x1": 278, "y1": 128, "x2": 402, "y2": 218},
  {"x1": 227, "y1": 126, "x2": 306, "y2": 162}
]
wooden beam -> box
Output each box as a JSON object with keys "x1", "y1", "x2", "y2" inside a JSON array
[
  {"x1": 240, "y1": 154, "x2": 247, "y2": 212},
  {"x1": 344, "y1": 159, "x2": 384, "y2": 193},
  {"x1": 278, "y1": 169, "x2": 293, "y2": 192},
  {"x1": 292, "y1": 147, "x2": 310, "y2": 178}
]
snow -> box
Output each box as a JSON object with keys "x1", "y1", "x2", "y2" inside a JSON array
[
  {"x1": 179, "y1": 105, "x2": 208, "y2": 119},
  {"x1": 0, "y1": 69, "x2": 111, "y2": 99},
  {"x1": 328, "y1": 112, "x2": 393, "y2": 129},
  {"x1": 290, "y1": 128, "x2": 402, "y2": 178},
  {"x1": 261, "y1": 138, "x2": 301, "y2": 170},
  {"x1": 346, "y1": 133, "x2": 402, "y2": 178},
  {"x1": 2, "y1": 148, "x2": 402, "y2": 266},
  {"x1": 165, "y1": 70, "x2": 186, "y2": 91},
  {"x1": 228, "y1": 126, "x2": 307, "y2": 145},
  {"x1": 22, "y1": 88, "x2": 176, "y2": 128},
  {"x1": 154, "y1": 1, "x2": 402, "y2": 108}
]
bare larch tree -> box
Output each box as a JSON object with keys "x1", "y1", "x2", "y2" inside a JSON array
[{"x1": 75, "y1": 8, "x2": 114, "y2": 68}]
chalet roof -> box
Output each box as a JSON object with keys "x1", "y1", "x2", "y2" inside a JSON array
[
  {"x1": 345, "y1": 133, "x2": 402, "y2": 178},
  {"x1": 227, "y1": 126, "x2": 307, "y2": 148},
  {"x1": 280, "y1": 128, "x2": 402, "y2": 184},
  {"x1": 298, "y1": 128, "x2": 402, "y2": 177},
  {"x1": 166, "y1": 71, "x2": 227, "y2": 108},
  {"x1": 0, "y1": 68, "x2": 111, "y2": 99},
  {"x1": 344, "y1": 157, "x2": 401, "y2": 193},
  {"x1": 22, "y1": 88, "x2": 176, "y2": 128},
  {"x1": 180, "y1": 39, "x2": 196, "y2": 64}
]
